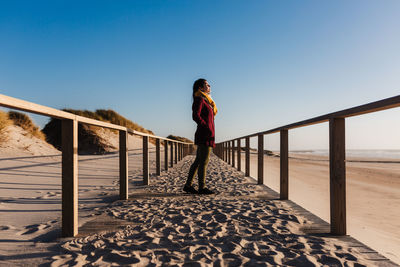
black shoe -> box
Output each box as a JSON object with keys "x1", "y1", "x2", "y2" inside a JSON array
[
  {"x1": 183, "y1": 185, "x2": 198, "y2": 194},
  {"x1": 197, "y1": 188, "x2": 214, "y2": 195}
]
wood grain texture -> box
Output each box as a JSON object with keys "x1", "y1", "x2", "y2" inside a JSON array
[
  {"x1": 164, "y1": 140, "x2": 168, "y2": 171},
  {"x1": 156, "y1": 139, "x2": 161, "y2": 175},
  {"x1": 237, "y1": 139, "x2": 241, "y2": 171},
  {"x1": 216, "y1": 94, "x2": 400, "y2": 141},
  {"x1": 329, "y1": 118, "x2": 346, "y2": 235},
  {"x1": 119, "y1": 130, "x2": 128, "y2": 200},
  {"x1": 245, "y1": 137, "x2": 250, "y2": 177},
  {"x1": 62, "y1": 119, "x2": 78, "y2": 237},
  {"x1": 231, "y1": 140, "x2": 235, "y2": 167},
  {"x1": 143, "y1": 136, "x2": 149, "y2": 185},
  {"x1": 280, "y1": 130, "x2": 288, "y2": 200},
  {"x1": 170, "y1": 141, "x2": 174, "y2": 167},
  {"x1": 258, "y1": 134, "x2": 264, "y2": 185}
]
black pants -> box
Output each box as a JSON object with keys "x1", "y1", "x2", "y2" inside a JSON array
[{"x1": 185, "y1": 145, "x2": 211, "y2": 189}]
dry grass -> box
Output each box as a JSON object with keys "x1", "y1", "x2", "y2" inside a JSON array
[
  {"x1": 8, "y1": 111, "x2": 45, "y2": 140},
  {"x1": 0, "y1": 110, "x2": 11, "y2": 143},
  {"x1": 62, "y1": 109, "x2": 154, "y2": 136},
  {"x1": 167, "y1": 135, "x2": 193, "y2": 144}
]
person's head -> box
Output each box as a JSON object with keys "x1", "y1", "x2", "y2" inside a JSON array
[{"x1": 192, "y1": 78, "x2": 210, "y2": 99}]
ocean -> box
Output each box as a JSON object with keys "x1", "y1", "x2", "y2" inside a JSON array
[{"x1": 290, "y1": 149, "x2": 400, "y2": 160}]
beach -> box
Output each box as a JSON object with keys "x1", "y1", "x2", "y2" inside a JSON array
[
  {"x1": 243, "y1": 151, "x2": 400, "y2": 264},
  {"x1": 1, "y1": 143, "x2": 398, "y2": 266}
]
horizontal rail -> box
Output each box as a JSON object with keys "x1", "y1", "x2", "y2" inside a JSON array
[
  {"x1": 0, "y1": 92, "x2": 196, "y2": 237},
  {"x1": 223, "y1": 94, "x2": 400, "y2": 142},
  {"x1": 215, "y1": 94, "x2": 400, "y2": 236},
  {"x1": 0, "y1": 93, "x2": 191, "y2": 144}
]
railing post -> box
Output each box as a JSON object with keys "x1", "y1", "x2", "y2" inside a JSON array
[
  {"x1": 62, "y1": 119, "x2": 78, "y2": 237},
  {"x1": 280, "y1": 130, "x2": 288, "y2": 200},
  {"x1": 237, "y1": 139, "x2": 241, "y2": 171},
  {"x1": 164, "y1": 140, "x2": 168, "y2": 171},
  {"x1": 119, "y1": 130, "x2": 128, "y2": 200},
  {"x1": 231, "y1": 140, "x2": 235, "y2": 167},
  {"x1": 170, "y1": 141, "x2": 174, "y2": 167},
  {"x1": 329, "y1": 118, "x2": 346, "y2": 235},
  {"x1": 143, "y1": 136, "x2": 149, "y2": 185},
  {"x1": 245, "y1": 137, "x2": 250, "y2": 177},
  {"x1": 156, "y1": 138, "x2": 161, "y2": 175},
  {"x1": 228, "y1": 142, "x2": 231, "y2": 164},
  {"x1": 174, "y1": 142, "x2": 178, "y2": 164},
  {"x1": 257, "y1": 134, "x2": 264, "y2": 185},
  {"x1": 225, "y1": 142, "x2": 228, "y2": 162}
]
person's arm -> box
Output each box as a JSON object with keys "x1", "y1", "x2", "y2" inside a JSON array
[{"x1": 192, "y1": 97, "x2": 207, "y2": 127}]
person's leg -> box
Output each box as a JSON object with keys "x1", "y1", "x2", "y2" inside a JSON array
[
  {"x1": 197, "y1": 146, "x2": 212, "y2": 190},
  {"x1": 185, "y1": 146, "x2": 202, "y2": 187}
]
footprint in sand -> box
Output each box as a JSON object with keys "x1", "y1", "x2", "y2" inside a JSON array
[
  {"x1": 0, "y1": 225, "x2": 16, "y2": 231},
  {"x1": 17, "y1": 220, "x2": 58, "y2": 235}
]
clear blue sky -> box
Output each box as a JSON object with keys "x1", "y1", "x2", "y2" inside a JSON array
[{"x1": 1, "y1": 0, "x2": 399, "y2": 150}]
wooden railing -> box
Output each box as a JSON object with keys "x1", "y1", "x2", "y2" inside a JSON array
[
  {"x1": 214, "y1": 95, "x2": 400, "y2": 235},
  {"x1": 0, "y1": 94, "x2": 194, "y2": 237}
]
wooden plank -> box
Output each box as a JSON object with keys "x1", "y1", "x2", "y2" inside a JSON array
[
  {"x1": 61, "y1": 119, "x2": 78, "y2": 237},
  {"x1": 232, "y1": 140, "x2": 235, "y2": 167},
  {"x1": 228, "y1": 142, "x2": 231, "y2": 164},
  {"x1": 143, "y1": 136, "x2": 149, "y2": 185},
  {"x1": 0, "y1": 93, "x2": 76, "y2": 120},
  {"x1": 174, "y1": 142, "x2": 178, "y2": 164},
  {"x1": 329, "y1": 118, "x2": 346, "y2": 235},
  {"x1": 127, "y1": 128, "x2": 191, "y2": 144},
  {"x1": 0, "y1": 94, "x2": 195, "y2": 144},
  {"x1": 237, "y1": 139, "x2": 241, "y2": 171},
  {"x1": 119, "y1": 130, "x2": 128, "y2": 200},
  {"x1": 164, "y1": 140, "x2": 168, "y2": 171},
  {"x1": 156, "y1": 139, "x2": 161, "y2": 175},
  {"x1": 225, "y1": 142, "x2": 228, "y2": 162},
  {"x1": 76, "y1": 116, "x2": 126, "y2": 131},
  {"x1": 258, "y1": 134, "x2": 264, "y2": 185},
  {"x1": 280, "y1": 130, "x2": 288, "y2": 200},
  {"x1": 170, "y1": 141, "x2": 174, "y2": 167},
  {"x1": 218, "y1": 94, "x2": 400, "y2": 141},
  {"x1": 245, "y1": 137, "x2": 250, "y2": 177}
]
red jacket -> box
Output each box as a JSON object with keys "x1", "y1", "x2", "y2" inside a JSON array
[{"x1": 192, "y1": 96, "x2": 215, "y2": 147}]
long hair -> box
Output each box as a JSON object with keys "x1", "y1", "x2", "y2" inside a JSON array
[{"x1": 192, "y1": 78, "x2": 206, "y2": 100}]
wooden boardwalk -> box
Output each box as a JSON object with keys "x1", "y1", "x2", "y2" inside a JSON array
[{"x1": 63, "y1": 155, "x2": 398, "y2": 267}]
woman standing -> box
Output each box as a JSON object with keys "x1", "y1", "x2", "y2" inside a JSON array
[{"x1": 183, "y1": 78, "x2": 218, "y2": 194}]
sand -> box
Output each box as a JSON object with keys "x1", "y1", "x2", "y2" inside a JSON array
[
  {"x1": 44, "y1": 155, "x2": 381, "y2": 266},
  {"x1": 243, "y1": 152, "x2": 400, "y2": 264},
  {"x1": 0, "y1": 128, "x2": 398, "y2": 266},
  {"x1": 0, "y1": 128, "x2": 157, "y2": 266}
]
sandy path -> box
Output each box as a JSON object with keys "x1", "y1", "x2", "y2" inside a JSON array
[
  {"x1": 0, "y1": 137, "x2": 158, "y2": 265},
  {"x1": 241, "y1": 152, "x2": 400, "y2": 264},
  {"x1": 48, "y1": 155, "x2": 380, "y2": 266}
]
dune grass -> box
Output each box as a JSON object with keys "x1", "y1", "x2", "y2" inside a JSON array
[
  {"x1": 0, "y1": 110, "x2": 11, "y2": 143},
  {"x1": 62, "y1": 109, "x2": 154, "y2": 135},
  {"x1": 167, "y1": 135, "x2": 193, "y2": 144},
  {"x1": 8, "y1": 111, "x2": 45, "y2": 140}
]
